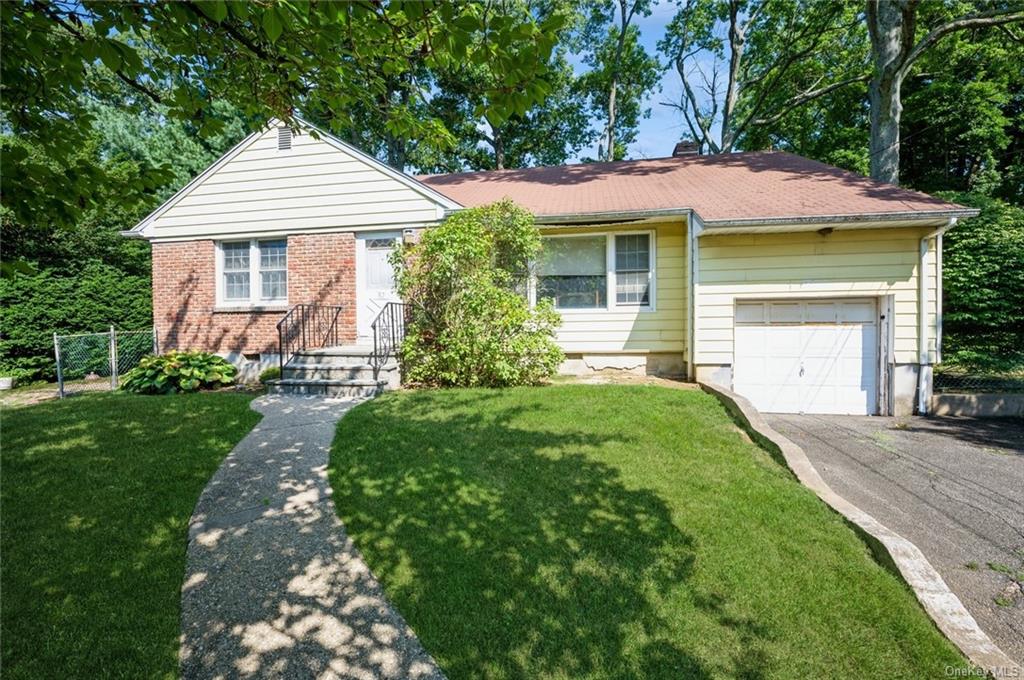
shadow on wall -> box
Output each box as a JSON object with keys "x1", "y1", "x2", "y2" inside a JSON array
[{"x1": 163, "y1": 271, "x2": 277, "y2": 355}]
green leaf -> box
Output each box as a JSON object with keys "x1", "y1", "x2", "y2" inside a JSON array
[
  {"x1": 262, "y1": 8, "x2": 284, "y2": 43},
  {"x1": 197, "y1": 1, "x2": 228, "y2": 23}
]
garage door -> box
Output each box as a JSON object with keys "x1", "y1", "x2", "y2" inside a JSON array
[{"x1": 733, "y1": 299, "x2": 878, "y2": 415}]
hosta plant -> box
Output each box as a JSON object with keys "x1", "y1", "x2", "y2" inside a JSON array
[{"x1": 121, "y1": 350, "x2": 237, "y2": 394}]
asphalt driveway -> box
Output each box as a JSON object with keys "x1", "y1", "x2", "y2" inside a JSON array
[{"x1": 766, "y1": 414, "x2": 1024, "y2": 664}]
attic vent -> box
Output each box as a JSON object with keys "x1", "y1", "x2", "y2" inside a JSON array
[{"x1": 277, "y1": 127, "x2": 292, "y2": 151}]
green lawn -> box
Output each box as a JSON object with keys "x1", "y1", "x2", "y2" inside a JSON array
[
  {"x1": 1, "y1": 392, "x2": 260, "y2": 679},
  {"x1": 329, "y1": 385, "x2": 968, "y2": 679}
]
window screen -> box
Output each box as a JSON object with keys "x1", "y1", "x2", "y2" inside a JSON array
[
  {"x1": 614, "y1": 234, "x2": 650, "y2": 305},
  {"x1": 537, "y1": 236, "x2": 607, "y2": 309},
  {"x1": 258, "y1": 240, "x2": 287, "y2": 300},
  {"x1": 222, "y1": 242, "x2": 250, "y2": 300}
]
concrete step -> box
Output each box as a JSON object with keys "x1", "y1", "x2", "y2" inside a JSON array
[
  {"x1": 282, "y1": 363, "x2": 396, "y2": 381},
  {"x1": 289, "y1": 346, "x2": 392, "y2": 365},
  {"x1": 266, "y1": 378, "x2": 388, "y2": 398}
]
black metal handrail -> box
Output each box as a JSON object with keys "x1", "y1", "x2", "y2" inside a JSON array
[
  {"x1": 277, "y1": 304, "x2": 346, "y2": 372},
  {"x1": 370, "y1": 302, "x2": 409, "y2": 379}
]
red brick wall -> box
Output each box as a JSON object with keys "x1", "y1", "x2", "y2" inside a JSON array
[
  {"x1": 152, "y1": 232, "x2": 356, "y2": 356},
  {"x1": 287, "y1": 233, "x2": 357, "y2": 341}
]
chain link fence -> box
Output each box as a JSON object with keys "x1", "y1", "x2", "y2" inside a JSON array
[
  {"x1": 934, "y1": 367, "x2": 1024, "y2": 394},
  {"x1": 54, "y1": 328, "x2": 157, "y2": 398}
]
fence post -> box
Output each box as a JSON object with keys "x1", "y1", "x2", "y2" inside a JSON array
[
  {"x1": 109, "y1": 325, "x2": 118, "y2": 390},
  {"x1": 152, "y1": 326, "x2": 159, "y2": 355},
  {"x1": 54, "y1": 332, "x2": 65, "y2": 399}
]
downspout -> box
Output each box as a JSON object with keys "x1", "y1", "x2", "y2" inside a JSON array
[
  {"x1": 917, "y1": 218, "x2": 956, "y2": 415},
  {"x1": 687, "y1": 212, "x2": 703, "y2": 381}
]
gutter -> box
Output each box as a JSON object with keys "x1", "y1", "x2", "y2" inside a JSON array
[
  {"x1": 458, "y1": 206, "x2": 980, "y2": 229},
  {"x1": 918, "y1": 217, "x2": 957, "y2": 415},
  {"x1": 702, "y1": 208, "x2": 978, "y2": 229},
  {"x1": 514, "y1": 208, "x2": 692, "y2": 225}
]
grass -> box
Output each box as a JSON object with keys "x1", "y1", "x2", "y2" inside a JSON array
[
  {"x1": 1, "y1": 392, "x2": 260, "y2": 679},
  {"x1": 329, "y1": 384, "x2": 968, "y2": 679}
]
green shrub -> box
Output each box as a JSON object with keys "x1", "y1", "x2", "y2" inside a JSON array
[
  {"x1": 939, "y1": 192, "x2": 1024, "y2": 372},
  {"x1": 0, "y1": 263, "x2": 151, "y2": 381},
  {"x1": 395, "y1": 200, "x2": 563, "y2": 387},
  {"x1": 258, "y1": 366, "x2": 281, "y2": 383},
  {"x1": 121, "y1": 351, "x2": 237, "y2": 394}
]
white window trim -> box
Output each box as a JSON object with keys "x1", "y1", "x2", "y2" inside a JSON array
[
  {"x1": 531, "y1": 230, "x2": 656, "y2": 313},
  {"x1": 215, "y1": 239, "x2": 289, "y2": 310}
]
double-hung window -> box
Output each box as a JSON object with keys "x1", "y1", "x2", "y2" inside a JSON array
[
  {"x1": 614, "y1": 234, "x2": 651, "y2": 306},
  {"x1": 535, "y1": 231, "x2": 654, "y2": 311},
  {"x1": 219, "y1": 239, "x2": 288, "y2": 306}
]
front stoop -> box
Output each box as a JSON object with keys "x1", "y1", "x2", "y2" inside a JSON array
[{"x1": 267, "y1": 346, "x2": 400, "y2": 397}]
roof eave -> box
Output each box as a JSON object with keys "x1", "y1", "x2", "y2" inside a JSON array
[{"x1": 701, "y1": 208, "x2": 979, "y2": 229}]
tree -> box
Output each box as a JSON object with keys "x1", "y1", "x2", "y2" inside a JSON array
[
  {"x1": 579, "y1": 0, "x2": 658, "y2": 161},
  {"x1": 864, "y1": 0, "x2": 1024, "y2": 184},
  {"x1": 579, "y1": 24, "x2": 661, "y2": 160},
  {"x1": 426, "y1": 50, "x2": 591, "y2": 171},
  {"x1": 1, "y1": 1, "x2": 565, "y2": 222},
  {"x1": 659, "y1": 0, "x2": 867, "y2": 154},
  {"x1": 939, "y1": 192, "x2": 1024, "y2": 371},
  {"x1": 899, "y1": 17, "x2": 1023, "y2": 195},
  {"x1": 738, "y1": 7, "x2": 1024, "y2": 198},
  {"x1": 0, "y1": 97, "x2": 248, "y2": 381}
]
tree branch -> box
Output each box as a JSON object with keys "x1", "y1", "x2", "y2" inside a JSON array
[
  {"x1": 751, "y1": 73, "x2": 870, "y2": 126},
  {"x1": 34, "y1": 1, "x2": 164, "y2": 104},
  {"x1": 897, "y1": 9, "x2": 1024, "y2": 81},
  {"x1": 674, "y1": 57, "x2": 719, "y2": 153}
]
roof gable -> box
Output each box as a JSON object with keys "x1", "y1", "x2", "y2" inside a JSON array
[{"x1": 127, "y1": 118, "x2": 460, "y2": 240}]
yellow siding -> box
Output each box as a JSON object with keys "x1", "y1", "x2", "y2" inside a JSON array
[
  {"x1": 695, "y1": 227, "x2": 938, "y2": 365},
  {"x1": 543, "y1": 220, "x2": 687, "y2": 353},
  {"x1": 149, "y1": 127, "x2": 442, "y2": 239}
]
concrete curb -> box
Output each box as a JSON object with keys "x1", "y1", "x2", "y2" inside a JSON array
[{"x1": 698, "y1": 382, "x2": 1021, "y2": 677}]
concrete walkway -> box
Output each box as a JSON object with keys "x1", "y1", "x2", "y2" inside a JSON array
[{"x1": 181, "y1": 394, "x2": 444, "y2": 679}]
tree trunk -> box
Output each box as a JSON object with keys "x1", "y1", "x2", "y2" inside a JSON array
[
  {"x1": 605, "y1": 80, "x2": 617, "y2": 161},
  {"x1": 719, "y1": 0, "x2": 744, "y2": 152},
  {"x1": 866, "y1": 0, "x2": 914, "y2": 185},
  {"x1": 603, "y1": 0, "x2": 630, "y2": 162},
  {"x1": 493, "y1": 125, "x2": 506, "y2": 170},
  {"x1": 868, "y1": 73, "x2": 901, "y2": 185},
  {"x1": 386, "y1": 135, "x2": 406, "y2": 171}
]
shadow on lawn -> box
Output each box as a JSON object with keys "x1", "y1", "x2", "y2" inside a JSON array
[{"x1": 328, "y1": 390, "x2": 715, "y2": 679}]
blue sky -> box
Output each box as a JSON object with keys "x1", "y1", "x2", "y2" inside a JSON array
[{"x1": 569, "y1": 0, "x2": 699, "y2": 161}]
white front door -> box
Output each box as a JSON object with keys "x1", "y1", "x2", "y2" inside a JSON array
[
  {"x1": 356, "y1": 233, "x2": 401, "y2": 341},
  {"x1": 733, "y1": 298, "x2": 879, "y2": 415}
]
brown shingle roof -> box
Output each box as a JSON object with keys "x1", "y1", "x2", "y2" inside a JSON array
[{"x1": 418, "y1": 151, "x2": 969, "y2": 223}]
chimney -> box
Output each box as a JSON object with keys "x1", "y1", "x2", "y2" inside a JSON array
[{"x1": 672, "y1": 140, "x2": 699, "y2": 157}]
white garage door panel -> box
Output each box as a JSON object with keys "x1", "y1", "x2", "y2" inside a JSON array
[{"x1": 733, "y1": 299, "x2": 878, "y2": 415}]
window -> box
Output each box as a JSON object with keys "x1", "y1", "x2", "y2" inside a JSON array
[
  {"x1": 537, "y1": 235, "x2": 607, "y2": 309},
  {"x1": 614, "y1": 234, "x2": 651, "y2": 305},
  {"x1": 219, "y1": 239, "x2": 287, "y2": 306},
  {"x1": 259, "y1": 240, "x2": 287, "y2": 300},
  {"x1": 535, "y1": 231, "x2": 655, "y2": 311}
]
